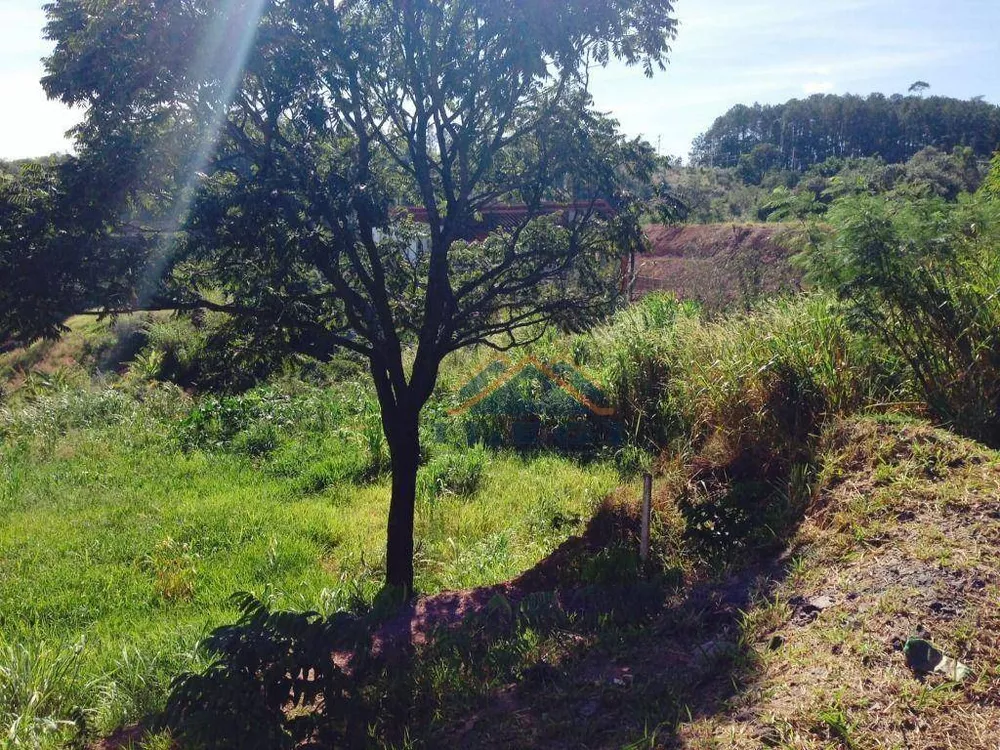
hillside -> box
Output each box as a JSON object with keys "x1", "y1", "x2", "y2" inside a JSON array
[
  {"x1": 691, "y1": 93, "x2": 1000, "y2": 171},
  {"x1": 636, "y1": 223, "x2": 802, "y2": 312},
  {"x1": 430, "y1": 417, "x2": 1000, "y2": 748},
  {"x1": 4, "y1": 289, "x2": 1000, "y2": 747},
  {"x1": 680, "y1": 418, "x2": 1000, "y2": 747}
]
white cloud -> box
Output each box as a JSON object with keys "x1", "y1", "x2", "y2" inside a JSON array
[
  {"x1": 0, "y1": 4, "x2": 79, "y2": 159},
  {"x1": 803, "y1": 81, "x2": 835, "y2": 94},
  {"x1": 0, "y1": 70, "x2": 78, "y2": 160}
]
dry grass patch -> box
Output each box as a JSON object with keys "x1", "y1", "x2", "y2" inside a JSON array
[{"x1": 678, "y1": 417, "x2": 1000, "y2": 749}]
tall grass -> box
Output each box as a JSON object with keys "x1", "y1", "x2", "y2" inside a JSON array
[
  {"x1": 594, "y1": 294, "x2": 698, "y2": 451},
  {"x1": 582, "y1": 291, "x2": 911, "y2": 557},
  {"x1": 594, "y1": 291, "x2": 908, "y2": 465},
  {"x1": 0, "y1": 639, "x2": 89, "y2": 747}
]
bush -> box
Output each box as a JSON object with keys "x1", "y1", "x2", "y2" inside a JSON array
[
  {"x1": 454, "y1": 357, "x2": 621, "y2": 453},
  {"x1": 165, "y1": 593, "x2": 373, "y2": 750},
  {"x1": 0, "y1": 388, "x2": 152, "y2": 443},
  {"x1": 418, "y1": 444, "x2": 488, "y2": 503},
  {"x1": 804, "y1": 191, "x2": 1000, "y2": 444}
]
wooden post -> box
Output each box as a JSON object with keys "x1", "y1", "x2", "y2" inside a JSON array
[{"x1": 640, "y1": 472, "x2": 653, "y2": 561}]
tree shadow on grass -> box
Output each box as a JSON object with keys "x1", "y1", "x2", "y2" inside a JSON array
[
  {"x1": 423, "y1": 519, "x2": 802, "y2": 749},
  {"x1": 160, "y1": 465, "x2": 809, "y2": 750}
]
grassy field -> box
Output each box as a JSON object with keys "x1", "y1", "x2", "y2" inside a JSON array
[
  {"x1": 0, "y1": 365, "x2": 616, "y2": 743},
  {"x1": 3, "y1": 275, "x2": 999, "y2": 747}
]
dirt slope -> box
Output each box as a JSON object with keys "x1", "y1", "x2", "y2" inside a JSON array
[
  {"x1": 680, "y1": 418, "x2": 1000, "y2": 748},
  {"x1": 637, "y1": 223, "x2": 803, "y2": 312},
  {"x1": 442, "y1": 418, "x2": 1000, "y2": 749}
]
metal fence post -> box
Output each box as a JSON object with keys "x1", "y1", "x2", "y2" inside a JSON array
[{"x1": 640, "y1": 472, "x2": 653, "y2": 561}]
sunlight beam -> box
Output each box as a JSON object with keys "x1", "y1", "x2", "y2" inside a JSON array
[{"x1": 136, "y1": 0, "x2": 271, "y2": 307}]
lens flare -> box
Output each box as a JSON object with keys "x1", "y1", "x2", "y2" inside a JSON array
[{"x1": 137, "y1": 0, "x2": 270, "y2": 306}]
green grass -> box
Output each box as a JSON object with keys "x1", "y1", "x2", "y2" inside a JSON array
[
  {"x1": 0, "y1": 385, "x2": 615, "y2": 744},
  {"x1": 0, "y1": 290, "x2": 949, "y2": 747}
]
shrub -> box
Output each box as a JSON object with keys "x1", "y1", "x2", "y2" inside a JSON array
[
  {"x1": 984, "y1": 151, "x2": 1000, "y2": 198},
  {"x1": 418, "y1": 444, "x2": 488, "y2": 503},
  {"x1": 358, "y1": 397, "x2": 389, "y2": 477},
  {"x1": 143, "y1": 537, "x2": 199, "y2": 602},
  {"x1": 1, "y1": 388, "x2": 145, "y2": 442},
  {"x1": 165, "y1": 594, "x2": 372, "y2": 750},
  {"x1": 230, "y1": 422, "x2": 279, "y2": 458},
  {"x1": 804, "y1": 191, "x2": 1000, "y2": 444}
]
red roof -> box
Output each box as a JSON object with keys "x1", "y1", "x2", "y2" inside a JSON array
[{"x1": 401, "y1": 200, "x2": 615, "y2": 241}]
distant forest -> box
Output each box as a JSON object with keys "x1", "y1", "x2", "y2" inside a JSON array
[{"x1": 690, "y1": 93, "x2": 1000, "y2": 171}]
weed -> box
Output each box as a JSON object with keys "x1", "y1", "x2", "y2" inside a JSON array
[
  {"x1": 144, "y1": 538, "x2": 199, "y2": 602},
  {"x1": 814, "y1": 705, "x2": 858, "y2": 749},
  {"x1": 418, "y1": 444, "x2": 488, "y2": 503},
  {"x1": 0, "y1": 639, "x2": 90, "y2": 747}
]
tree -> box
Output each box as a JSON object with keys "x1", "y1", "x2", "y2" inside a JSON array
[
  {"x1": 28, "y1": 0, "x2": 678, "y2": 596},
  {"x1": 690, "y1": 93, "x2": 1000, "y2": 172},
  {"x1": 736, "y1": 142, "x2": 782, "y2": 185},
  {"x1": 1, "y1": 159, "x2": 145, "y2": 344},
  {"x1": 908, "y1": 80, "x2": 930, "y2": 96}
]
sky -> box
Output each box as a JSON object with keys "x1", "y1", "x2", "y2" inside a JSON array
[
  {"x1": 1, "y1": 0, "x2": 998, "y2": 161},
  {"x1": 588, "y1": 0, "x2": 1000, "y2": 159}
]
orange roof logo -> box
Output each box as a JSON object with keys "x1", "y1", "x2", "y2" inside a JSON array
[{"x1": 449, "y1": 354, "x2": 616, "y2": 417}]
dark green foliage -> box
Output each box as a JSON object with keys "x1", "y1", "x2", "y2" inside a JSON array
[
  {"x1": 165, "y1": 593, "x2": 373, "y2": 749},
  {"x1": 570, "y1": 552, "x2": 671, "y2": 627},
  {"x1": 290, "y1": 447, "x2": 372, "y2": 492},
  {"x1": 736, "y1": 143, "x2": 784, "y2": 185},
  {"x1": 692, "y1": 93, "x2": 1000, "y2": 172},
  {"x1": 0, "y1": 160, "x2": 147, "y2": 342},
  {"x1": 901, "y1": 146, "x2": 982, "y2": 200},
  {"x1": 580, "y1": 545, "x2": 643, "y2": 587}
]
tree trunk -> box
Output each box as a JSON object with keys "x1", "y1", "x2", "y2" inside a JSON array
[{"x1": 385, "y1": 407, "x2": 420, "y2": 597}]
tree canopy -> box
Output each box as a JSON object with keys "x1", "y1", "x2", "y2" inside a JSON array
[
  {"x1": 691, "y1": 93, "x2": 1000, "y2": 171},
  {"x1": 22, "y1": 0, "x2": 679, "y2": 594}
]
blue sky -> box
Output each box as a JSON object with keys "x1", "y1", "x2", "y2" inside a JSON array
[
  {"x1": 1, "y1": 0, "x2": 998, "y2": 160},
  {"x1": 589, "y1": 0, "x2": 1000, "y2": 158}
]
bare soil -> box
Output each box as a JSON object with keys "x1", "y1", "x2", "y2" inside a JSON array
[{"x1": 636, "y1": 223, "x2": 803, "y2": 312}]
